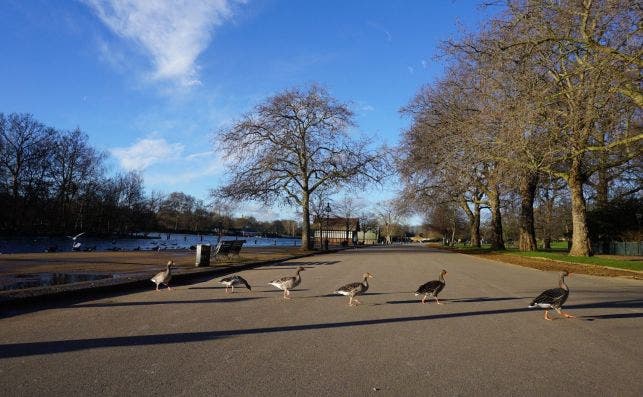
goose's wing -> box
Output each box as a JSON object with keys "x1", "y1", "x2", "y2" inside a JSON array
[
  {"x1": 416, "y1": 280, "x2": 442, "y2": 294},
  {"x1": 151, "y1": 270, "x2": 165, "y2": 283},
  {"x1": 74, "y1": 232, "x2": 85, "y2": 239},
  {"x1": 271, "y1": 275, "x2": 294, "y2": 283},
  {"x1": 335, "y1": 281, "x2": 362, "y2": 295},
  {"x1": 270, "y1": 276, "x2": 295, "y2": 288},
  {"x1": 530, "y1": 288, "x2": 567, "y2": 307},
  {"x1": 237, "y1": 276, "x2": 252, "y2": 290}
]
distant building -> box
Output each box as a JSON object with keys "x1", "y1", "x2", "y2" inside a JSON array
[{"x1": 313, "y1": 217, "x2": 360, "y2": 246}]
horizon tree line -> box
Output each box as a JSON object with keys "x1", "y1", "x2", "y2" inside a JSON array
[{"x1": 0, "y1": 113, "x2": 303, "y2": 238}]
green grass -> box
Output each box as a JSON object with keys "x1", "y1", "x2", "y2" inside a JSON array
[
  {"x1": 507, "y1": 250, "x2": 643, "y2": 271},
  {"x1": 547, "y1": 241, "x2": 569, "y2": 250},
  {"x1": 436, "y1": 243, "x2": 642, "y2": 271}
]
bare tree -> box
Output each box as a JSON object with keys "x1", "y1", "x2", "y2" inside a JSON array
[
  {"x1": 536, "y1": 176, "x2": 570, "y2": 249},
  {"x1": 213, "y1": 84, "x2": 388, "y2": 250},
  {"x1": 497, "y1": 0, "x2": 642, "y2": 108},
  {"x1": 435, "y1": 1, "x2": 641, "y2": 256},
  {"x1": 0, "y1": 113, "x2": 56, "y2": 231},
  {"x1": 488, "y1": 0, "x2": 642, "y2": 255},
  {"x1": 50, "y1": 128, "x2": 105, "y2": 231},
  {"x1": 399, "y1": 68, "x2": 507, "y2": 250},
  {"x1": 375, "y1": 200, "x2": 404, "y2": 244}
]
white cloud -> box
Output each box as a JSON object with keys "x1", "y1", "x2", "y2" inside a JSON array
[
  {"x1": 186, "y1": 150, "x2": 215, "y2": 160},
  {"x1": 146, "y1": 155, "x2": 225, "y2": 185},
  {"x1": 111, "y1": 138, "x2": 185, "y2": 170},
  {"x1": 84, "y1": 0, "x2": 236, "y2": 86},
  {"x1": 236, "y1": 203, "x2": 296, "y2": 222},
  {"x1": 407, "y1": 66, "x2": 414, "y2": 74},
  {"x1": 421, "y1": 59, "x2": 427, "y2": 69}
]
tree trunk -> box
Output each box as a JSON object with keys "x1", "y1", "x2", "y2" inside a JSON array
[
  {"x1": 450, "y1": 213, "x2": 456, "y2": 246},
  {"x1": 541, "y1": 179, "x2": 555, "y2": 250},
  {"x1": 460, "y1": 197, "x2": 481, "y2": 247},
  {"x1": 595, "y1": 134, "x2": 609, "y2": 208},
  {"x1": 470, "y1": 203, "x2": 481, "y2": 247},
  {"x1": 596, "y1": 166, "x2": 609, "y2": 208},
  {"x1": 488, "y1": 185, "x2": 505, "y2": 250},
  {"x1": 568, "y1": 160, "x2": 593, "y2": 256},
  {"x1": 518, "y1": 172, "x2": 538, "y2": 251},
  {"x1": 300, "y1": 192, "x2": 311, "y2": 250}
]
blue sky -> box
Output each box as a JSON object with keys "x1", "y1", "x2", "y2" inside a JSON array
[{"x1": 1, "y1": 0, "x2": 495, "y2": 221}]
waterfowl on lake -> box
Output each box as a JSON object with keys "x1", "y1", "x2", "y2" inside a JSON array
[
  {"x1": 335, "y1": 272, "x2": 373, "y2": 306},
  {"x1": 529, "y1": 271, "x2": 575, "y2": 321},
  {"x1": 415, "y1": 269, "x2": 447, "y2": 304},
  {"x1": 269, "y1": 266, "x2": 305, "y2": 299},
  {"x1": 151, "y1": 260, "x2": 173, "y2": 291},
  {"x1": 219, "y1": 274, "x2": 251, "y2": 293}
]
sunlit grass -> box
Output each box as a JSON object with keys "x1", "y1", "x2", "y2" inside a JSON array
[
  {"x1": 507, "y1": 250, "x2": 643, "y2": 271},
  {"x1": 436, "y1": 243, "x2": 642, "y2": 271}
]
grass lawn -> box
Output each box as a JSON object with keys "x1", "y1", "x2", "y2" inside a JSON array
[
  {"x1": 508, "y1": 250, "x2": 643, "y2": 271},
  {"x1": 436, "y1": 243, "x2": 642, "y2": 272}
]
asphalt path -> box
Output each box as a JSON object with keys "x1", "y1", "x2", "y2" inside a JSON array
[{"x1": 1, "y1": 245, "x2": 641, "y2": 396}]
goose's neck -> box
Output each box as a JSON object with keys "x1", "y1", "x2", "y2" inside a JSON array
[
  {"x1": 559, "y1": 275, "x2": 568, "y2": 291},
  {"x1": 439, "y1": 273, "x2": 445, "y2": 283},
  {"x1": 362, "y1": 277, "x2": 369, "y2": 287}
]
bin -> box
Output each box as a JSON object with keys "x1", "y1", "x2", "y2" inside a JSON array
[{"x1": 195, "y1": 244, "x2": 211, "y2": 267}]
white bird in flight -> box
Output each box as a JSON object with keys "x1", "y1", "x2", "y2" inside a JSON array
[
  {"x1": 67, "y1": 232, "x2": 85, "y2": 250},
  {"x1": 67, "y1": 232, "x2": 85, "y2": 241}
]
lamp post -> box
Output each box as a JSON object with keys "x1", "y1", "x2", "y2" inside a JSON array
[
  {"x1": 324, "y1": 202, "x2": 332, "y2": 250},
  {"x1": 319, "y1": 213, "x2": 323, "y2": 250}
]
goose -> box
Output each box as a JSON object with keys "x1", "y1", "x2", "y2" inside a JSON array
[
  {"x1": 415, "y1": 269, "x2": 447, "y2": 304},
  {"x1": 269, "y1": 266, "x2": 305, "y2": 299},
  {"x1": 335, "y1": 273, "x2": 374, "y2": 306},
  {"x1": 151, "y1": 261, "x2": 174, "y2": 291},
  {"x1": 219, "y1": 275, "x2": 252, "y2": 293},
  {"x1": 529, "y1": 271, "x2": 575, "y2": 321}
]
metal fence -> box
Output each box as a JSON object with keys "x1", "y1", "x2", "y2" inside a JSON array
[{"x1": 592, "y1": 241, "x2": 642, "y2": 256}]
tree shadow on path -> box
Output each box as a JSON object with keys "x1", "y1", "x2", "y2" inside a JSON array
[
  {"x1": 2, "y1": 299, "x2": 640, "y2": 359},
  {"x1": 0, "y1": 306, "x2": 536, "y2": 359},
  {"x1": 72, "y1": 297, "x2": 263, "y2": 308},
  {"x1": 386, "y1": 297, "x2": 527, "y2": 305}
]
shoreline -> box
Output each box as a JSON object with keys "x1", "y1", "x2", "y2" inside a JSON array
[
  {"x1": 0, "y1": 234, "x2": 301, "y2": 255},
  {"x1": 0, "y1": 247, "x2": 324, "y2": 304}
]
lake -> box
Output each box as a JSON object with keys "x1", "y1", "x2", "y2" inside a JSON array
[{"x1": 0, "y1": 233, "x2": 301, "y2": 254}]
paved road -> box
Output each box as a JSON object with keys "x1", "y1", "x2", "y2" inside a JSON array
[{"x1": 1, "y1": 246, "x2": 641, "y2": 396}]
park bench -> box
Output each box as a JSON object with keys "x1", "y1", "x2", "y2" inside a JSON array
[
  {"x1": 230, "y1": 239, "x2": 245, "y2": 257},
  {"x1": 213, "y1": 240, "x2": 246, "y2": 261},
  {"x1": 213, "y1": 240, "x2": 233, "y2": 261}
]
